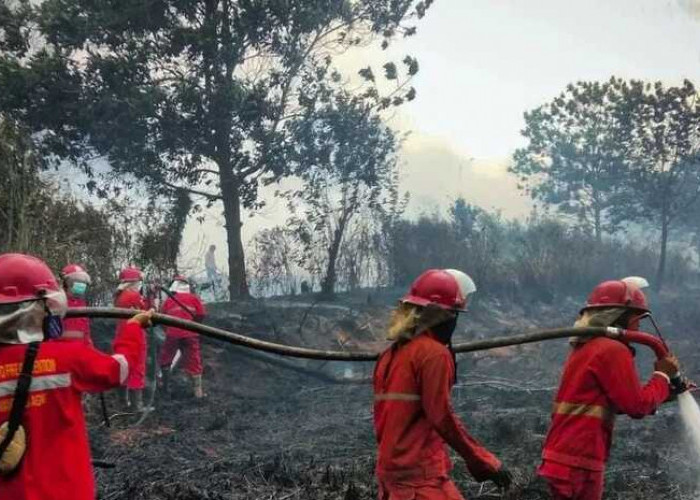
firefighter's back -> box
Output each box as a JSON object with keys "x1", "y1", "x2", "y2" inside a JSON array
[
  {"x1": 373, "y1": 333, "x2": 453, "y2": 478},
  {"x1": 543, "y1": 337, "x2": 627, "y2": 471}
]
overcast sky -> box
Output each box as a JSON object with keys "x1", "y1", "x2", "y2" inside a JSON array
[{"x1": 180, "y1": 0, "x2": 700, "y2": 273}]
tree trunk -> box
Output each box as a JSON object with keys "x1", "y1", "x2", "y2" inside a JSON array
[
  {"x1": 220, "y1": 167, "x2": 249, "y2": 299},
  {"x1": 594, "y1": 205, "x2": 602, "y2": 244},
  {"x1": 321, "y1": 224, "x2": 345, "y2": 298},
  {"x1": 206, "y1": 0, "x2": 248, "y2": 300},
  {"x1": 655, "y1": 215, "x2": 669, "y2": 292}
]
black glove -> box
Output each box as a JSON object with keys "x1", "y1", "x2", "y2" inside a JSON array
[
  {"x1": 486, "y1": 467, "x2": 513, "y2": 489},
  {"x1": 671, "y1": 375, "x2": 696, "y2": 396}
]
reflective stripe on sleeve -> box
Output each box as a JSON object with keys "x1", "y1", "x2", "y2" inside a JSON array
[
  {"x1": 0, "y1": 373, "x2": 72, "y2": 398},
  {"x1": 374, "y1": 392, "x2": 421, "y2": 402},
  {"x1": 553, "y1": 401, "x2": 613, "y2": 421},
  {"x1": 112, "y1": 354, "x2": 128, "y2": 384}
]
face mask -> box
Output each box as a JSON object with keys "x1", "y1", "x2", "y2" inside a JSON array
[
  {"x1": 170, "y1": 281, "x2": 191, "y2": 294},
  {"x1": 43, "y1": 316, "x2": 63, "y2": 340},
  {"x1": 42, "y1": 302, "x2": 63, "y2": 340},
  {"x1": 432, "y1": 316, "x2": 458, "y2": 345},
  {"x1": 70, "y1": 282, "x2": 88, "y2": 296},
  {"x1": 431, "y1": 316, "x2": 459, "y2": 382}
]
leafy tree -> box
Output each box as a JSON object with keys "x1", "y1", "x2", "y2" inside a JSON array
[
  {"x1": 286, "y1": 93, "x2": 398, "y2": 297},
  {"x1": 372, "y1": 164, "x2": 408, "y2": 287},
  {"x1": 136, "y1": 190, "x2": 192, "y2": 279},
  {"x1": 449, "y1": 197, "x2": 484, "y2": 240},
  {"x1": 511, "y1": 80, "x2": 630, "y2": 242},
  {"x1": 615, "y1": 79, "x2": 700, "y2": 290},
  {"x1": 248, "y1": 227, "x2": 300, "y2": 297},
  {"x1": 0, "y1": 113, "x2": 125, "y2": 299},
  {"x1": 0, "y1": 0, "x2": 432, "y2": 298}
]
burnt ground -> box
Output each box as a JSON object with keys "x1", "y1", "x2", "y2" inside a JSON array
[{"x1": 86, "y1": 291, "x2": 700, "y2": 500}]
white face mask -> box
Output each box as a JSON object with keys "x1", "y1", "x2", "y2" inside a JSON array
[
  {"x1": 170, "y1": 281, "x2": 191, "y2": 294},
  {"x1": 118, "y1": 281, "x2": 143, "y2": 293}
]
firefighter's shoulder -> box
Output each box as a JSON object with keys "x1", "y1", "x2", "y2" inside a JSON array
[{"x1": 408, "y1": 333, "x2": 451, "y2": 361}]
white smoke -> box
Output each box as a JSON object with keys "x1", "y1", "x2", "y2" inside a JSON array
[{"x1": 679, "y1": 0, "x2": 700, "y2": 20}]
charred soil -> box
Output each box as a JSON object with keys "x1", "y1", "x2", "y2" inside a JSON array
[{"x1": 87, "y1": 292, "x2": 700, "y2": 499}]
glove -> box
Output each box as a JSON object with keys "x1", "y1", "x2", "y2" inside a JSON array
[
  {"x1": 671, "y1": 376, "x2": 696, "y2": 396},
  {"x1": 128, "y1": 309, "x2": 154, "y2": 328},
  {"x1": 486, "y1": 467, "x2": 513, "y2": 489},
  {"x1": 654, "y1": 354, "x2": 680, "y2": 378}
]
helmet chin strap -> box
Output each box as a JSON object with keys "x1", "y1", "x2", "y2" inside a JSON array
[{"x1": 643, "y1": 313, "x2": 669, "y2": 349}]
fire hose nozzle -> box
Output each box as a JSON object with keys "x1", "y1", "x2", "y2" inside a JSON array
[{"x1": 671, "y1": 374, "x2": 696, "y2": 395}]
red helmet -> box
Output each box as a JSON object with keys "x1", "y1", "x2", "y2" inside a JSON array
[
  {"x1": 172, "y1": 274, "x2": 188, "y2": 283},
  {"x1": 60, "y1": 263, "x2": 91, "y2": 284},
  {"x1": 401, "y1": 269, "x2": 477, "y2": 312},
  {"x1": 0, "y1": 254, "x2": 61, "y2": 304},
  {"x1": 118, "y1": 266, "x2": 143, "y2": 283},
  {"x1": 584, "y1": 278, "x2": 649, "y2": 313}
]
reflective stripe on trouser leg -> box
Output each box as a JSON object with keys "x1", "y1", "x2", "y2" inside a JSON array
[{"x1": 374, "y1": 393, "x2": 420, "y2": 402}]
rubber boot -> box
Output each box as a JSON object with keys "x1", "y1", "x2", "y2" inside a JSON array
[
  {"x1": 120, "y1": 387, "x2": 131, "y2": 411},
  {"x1": 193, "y1": 375, "x2": 204, "y2": 399},
  {"x1": 130, "y1": 389, "x2": 144, "y2": 412},
  {"x1": 160, "y1": 367, "x2": 171, "y2": 397}
]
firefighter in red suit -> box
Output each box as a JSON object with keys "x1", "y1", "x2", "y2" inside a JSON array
[
  {"x1": 0, "y1": 253, "x2": 149, "y2": 500},
  {"x1": 374, "y1": 269, "x2": 512, "y2": 500},
  {"x1": 114, "y1": 266, "x2": 149, "y2": 411},
  {"x1": 159, "y1": 275, "x2": 207, "y2": 398},
  {"x1": 59, "y1": 264, "x2": 93, "y2": 346},
  {"x1": 538, "y1": 277, "x2": 680, "y2": 500}
]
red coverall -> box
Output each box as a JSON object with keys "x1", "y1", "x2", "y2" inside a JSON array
[
  {"x1": 373, "y1": 331, "x2": 501, "y2": 500},
  {"x1": 159, "y1": 293, "x2": 206, "y2": 375},
  {"x1": 114, "y1": 289, "x2": 147, "y2": 390},
  {"x1": 0, "y1": 321, "x2": 144, "y2": 500},
  {"x1": 539, "y1": 337, "x2": 670, "y2": 500},
  {"x1": 60, "y1": 296, "x2": 92, "y2": 345}
]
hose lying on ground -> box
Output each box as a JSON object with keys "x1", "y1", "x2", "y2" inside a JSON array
[{"x1": 67, "y1": 307, "x2": 653, "y2": 362}]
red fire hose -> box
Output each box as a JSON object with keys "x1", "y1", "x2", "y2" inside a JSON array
[{"x1": 617, "y1": 330, "x2": 669, "y2": 359}]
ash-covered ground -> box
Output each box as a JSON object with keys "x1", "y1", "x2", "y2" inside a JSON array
[{"x1": 87, "y1": 291, "x2": 700, "y2": 499}]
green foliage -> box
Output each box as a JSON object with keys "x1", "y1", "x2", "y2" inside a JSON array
[
  {"x1": 513, "y1": 78, "x2": 700, "y2": 290},
  {"x1": 511, "y1": 79, "x2": 629, "y2": 240},
  {"x1": 0, "y1": 0, "x2": 435, "y2": 298},
  {"x1": 614, "y1": 79, "x2": 700, "y2": 289},
  {"x1": 0, "y1": 114, "x2": 124, "y2": 300},
  {"x1": 285, "y1": 94, "x2": 400, "y2": 296},
  {"x1": 614, "y1": 80, "x2": 700, "y2": 222},
  {"x1": 387, "y1": 209, "x2": 693, "y2": 301},
  {"x1": 249, "y1": 198, "x2": 695, "y2": 300},
  {"x1": 135, "y1": 190, "x2": 192, "y2": 280}
]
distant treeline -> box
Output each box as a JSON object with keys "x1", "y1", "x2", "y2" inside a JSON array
[{"x1": 248, "y1": 198, "x2": 695, "y2": 301}]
